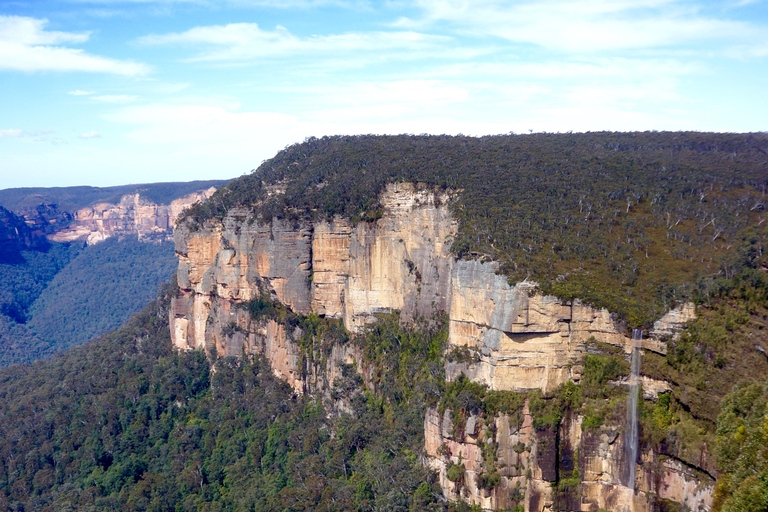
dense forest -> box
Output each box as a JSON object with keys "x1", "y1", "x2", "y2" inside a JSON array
[
  {"x1": 0, "y1": 236, "x2": 177, "y2": 366},
  {"x1": 0, "y1": 177, "x2": 221, "y2": 366},
  {"x1": 186, "y1": 132, "x2": 768, "y2": 327},
  {"x1": 0, "y1": 284, "x2": 455, "y2": 512}
]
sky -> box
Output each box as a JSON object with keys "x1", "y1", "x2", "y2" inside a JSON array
[{"x1": 1, "y1": 0, "x2": 767, "y2": 188}]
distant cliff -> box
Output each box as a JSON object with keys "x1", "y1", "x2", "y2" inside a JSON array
[
  {"x1": 50, "y1": 188, "x2": 216, "y2": 245},
  {"x1": 0, "y1": 179, "x2": 227, "y2": 245},
  {"x1": 0, "y1": 206, "x2": 49, "y2": 264},
  {"x1": 0, "y1": 180, "x2": 222, "y2": 366}
]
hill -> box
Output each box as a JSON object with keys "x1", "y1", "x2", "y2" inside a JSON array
[
  {"x1": 1, "y1": 133, "x2": 768, "y2": 511},
  {"x1": 0, "y1": 285, "x2": 448, "y2": 512},
  {"x1": 0, "y1": 178, "x2": 227, "y2": 366}
]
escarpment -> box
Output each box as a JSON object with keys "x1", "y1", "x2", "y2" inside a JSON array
[
  {"x1": 171, "y1": 183, "x2": 456, "y2": 394},
  {"x1": 174, "y1": 182, "x2": 691, "y2": 380},
  {"x1": 172, "y1": 182, "x2": 685, "y2": 391},
  {"x1": 423, "y1": 397, "x2": 713, "y2": 512},
  {"x1": 170, "y1": 180, "x2": 714, "y2": 511}
]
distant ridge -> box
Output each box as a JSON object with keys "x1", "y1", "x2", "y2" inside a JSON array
[{"x1": 0, "y1": 179, "x2": 231, "y2": 214}]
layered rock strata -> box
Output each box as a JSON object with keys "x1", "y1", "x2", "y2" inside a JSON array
[
  {"x1": 424, "y1": 402, "x2": 553, "y2": 511},
  {"x1": 50, "y1": 187, "x2": 216, "y2": 245},
  {"x1": 171, "y1": 183, "x2": 456, "y2": 350},
  {"x1": 172, "y1": 183, "x2": 692, "y2": 394}
]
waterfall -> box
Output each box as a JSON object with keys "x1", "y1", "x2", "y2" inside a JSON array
[{"x1": 624, "y1": 328, "x2": 642, "y2": 490}]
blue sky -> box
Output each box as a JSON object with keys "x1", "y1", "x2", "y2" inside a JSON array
[{"x1": 1, "y1": 0, "x2": 767, "y2": 188}]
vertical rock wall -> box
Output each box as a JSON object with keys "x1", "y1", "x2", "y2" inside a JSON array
[{"x1": 171, "y1": 183, "x2": 457, "y2": 352}]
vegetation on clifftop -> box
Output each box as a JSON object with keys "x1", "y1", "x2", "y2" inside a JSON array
[{"x1": 184, "y1": 132, "x2": 768, "y2": 327}]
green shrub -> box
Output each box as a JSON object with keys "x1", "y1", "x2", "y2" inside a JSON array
[{"x1": 447, "y1": 463, "x2": 465, "y2": 483}]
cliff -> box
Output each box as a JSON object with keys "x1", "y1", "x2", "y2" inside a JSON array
[
  {"x1": 173, "y1": 183, "x2": 689, "y2": 389},
  {"x1": 50, "y1": 187, "x2": 216, "y2": 245},
  {"x1": 423, "y1": 399, "x2": 713, "y2": 512},
  {"x1": 0, "y1": 206, "x2": 49, "y2": 263},
  {"x1": 171, "y1": 182, "x2": 712, "y2": 510}
]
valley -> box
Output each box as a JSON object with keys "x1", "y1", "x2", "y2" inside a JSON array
[{"x1": 0, "y1": 132, "x2": 767, "y2": 511}]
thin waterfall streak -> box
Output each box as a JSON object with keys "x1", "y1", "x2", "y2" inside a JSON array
[{"x1": 625, "y1": 329, "x2": 642, "y2": 490}]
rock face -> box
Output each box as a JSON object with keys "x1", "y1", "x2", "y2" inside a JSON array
[
  {"x1": 424, "y1": 401, "x2": 714, "y2": 512},
  {"x1": 445, "y1": 260, "x2": 691, "y2": 394},
  {"x1": 424, "y1": 402, "x2": 552, "y2": 511},
  {"x1": 170, "y1": 182, "x2": 710, "y2": 511},
  {"x1": 0, "y1": 206, "x2": 50, "y2": 263},
  {"x1": 171, "y1": 183, "x2": 455, "y2": 395},
  {"x1": 50, "y1": 188, "x2": 216, "y2": 245},
  {"x1": 171, "y1": 183, "x2": 456, "y2": 352},
  {"x1": 173, "y1": 184, "x2": 690, "y2": 391}
]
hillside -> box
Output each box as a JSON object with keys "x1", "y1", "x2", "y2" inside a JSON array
[
  {"x1": 0, "y1": 285, "x2": 451, "y2": 512},
  {"x1": 0, "y1": 206, "x2": 50, "y2": 264},
  {"x1": 187, "y1": 132, "x2": 768, "y2": 328},
  {"x1": 174, "y1": 132, "x2": 768, "y2": 511},
  {"x1": 0, "y1": 179, "x2": 225, "y2": 366},
  {"x1": 0, "y1": 237, "x2": 176, "y2": 366}
]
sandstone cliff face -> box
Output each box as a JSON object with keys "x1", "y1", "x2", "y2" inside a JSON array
[
  {"x1": 173, "y1": 183, "x2": 691, "y2": 394},
  {"x1": 424, "y1": 402, "x2": 554, "y2": 511},
  {"x1": 424, "y1": 400, "x2": 714, "y2": 512},
  {"x1": 445, "y1": 260, "x2": 692, "y2": 394},
  {"x1": 50, "y1": 187, "x2": 216, "y2": 245},
  {"x1": 171, "y1": 183, "x2": 456, "y2": 351},
  {"x1": 171, "y1": 183, "x2": 454, "y2": 396},
  {"x1": 170, "y1": 182, "x2": 709, "y2": 511}
]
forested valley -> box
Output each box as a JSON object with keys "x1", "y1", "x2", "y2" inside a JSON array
[{"x1": 1, "y1": 132, "x2": 767, "y2": 511}]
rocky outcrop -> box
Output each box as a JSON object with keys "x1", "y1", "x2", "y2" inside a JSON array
[
  {"x1": 424, "y1": 401, "x2": 553, "y2": 511},
  {"x1": 172, "y1": 184, "x2": 693, "y2": 393},
  {"x1": 445, "y1": 259, "x2": 692, "y2": 394},
  {"x1": 171, "y1": 183, "x2": 454, "y2": 398},
  {"x1": 50, "y1": 188, "x2": 216, "y2": 245},
  {"x1": 0, "y1": 206, "x2": 49, "y2": 263}
]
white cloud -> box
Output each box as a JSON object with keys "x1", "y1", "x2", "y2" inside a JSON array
[
  {"x1": 0, "y1": 129, "x2": 55, "y2": 138},
  {"x1": 0, "y1": 15, "x2": 150, "y2": 74},
  {"x1": 79, "y1": 131, "x2": 102, "y2": 139},
  {"x1": 0, "y1": 129, "x2": 24, "y2": 138},
  {"x1": 93, "y1": 94, "x2": 138, "y2": 103},
  {"x1": 0, "y1": 16, "x2": 88, "y2": 45},
  {"x1": 297, "y1": 80, "x2": 469, "y2": 122},
  {"x1": 107, "y1": 102, "x2": 302, "y2": 145},
  {"x1": 68, "y1": 89, "x2": 97, "y2": 95},
  {"x1": 410, "y1": 0, "x2": 763, "y2": 53},
  {"x1": 138, "y1": 22, "x2": 451, "y2": 61}
]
